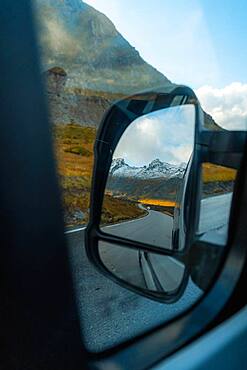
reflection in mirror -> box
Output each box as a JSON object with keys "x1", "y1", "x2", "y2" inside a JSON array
[
  {"x1": 198, "y1": 163, "x2": 237, "y2": 245},
  {"x1": 100, "y1": 105, "x2": 195, "y2": 251},
  {"x1": 98, "y1": 242, "x2": 185, "y2": 293}
]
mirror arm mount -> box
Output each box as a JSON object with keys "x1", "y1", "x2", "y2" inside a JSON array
[
  {"x1": 188, "y1": 241, "x2": 225, "y2": 291},
  {"x1": 173, "y1": 240, "x2": 225, "y2": 291},
  {"x1": 197, "y1": 131, "x2": 247, "y2": 169}
]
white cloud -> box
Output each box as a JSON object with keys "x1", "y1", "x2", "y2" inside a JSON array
[
  {"x1": 114, "y1": 105, "x2": 195, "y2": 166},
  {"x1": 196, "y1": 82, "x2": 247, "y2": 130}
]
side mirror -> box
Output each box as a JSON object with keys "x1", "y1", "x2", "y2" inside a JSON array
[{"x1": 85, "y1": 85, "x2": 246, "y2": 303}]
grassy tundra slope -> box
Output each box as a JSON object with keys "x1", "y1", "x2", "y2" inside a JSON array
[{"x1": 53, "y1": 124, "x2": 145, "y2": 226}]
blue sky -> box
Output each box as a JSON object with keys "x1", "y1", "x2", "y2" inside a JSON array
[
  {"x1": 85, "y1": 0, "x2": 246, "y2": 89},
  {"x1": 85, "y1": 0, "x2": 247, "y2": 132}
]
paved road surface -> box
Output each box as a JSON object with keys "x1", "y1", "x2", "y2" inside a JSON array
[
  {"x1": 98, "y1": 191, "x2": 232, "y2": 293},
  {"x1": 199, "y1": 193, "x2": 232, "y2": 245},
  {"x1": 100, "y1": 211, "x2": 183, "y2": 290},
  {"x1": 67, "y1": 192, "x2": 232, "y2": 351},
  {"x1": 103, "y1": 210, "x2": 173, "y2": 249},
  {"x1": 67, "y1": 211, "x2": 202, "y2": 352}
]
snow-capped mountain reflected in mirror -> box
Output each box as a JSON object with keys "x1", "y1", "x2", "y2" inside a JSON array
[
  {"x1": 110, "y1": 158, "x2": 187, "y2": 179},
  {"x1": 101, "y1": 105, "x2": 195, "y2": 250}
]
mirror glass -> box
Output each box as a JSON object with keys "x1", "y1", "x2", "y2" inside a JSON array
[
  {"x1": 198, "y1": 163, "x2": 237, "y2": 245},
  {"x1": 98, "y1": 242, "x2": 186, "y2": 293},
  {"x1": 100, "y1": 105, "x2": 195, "y2": 251}
]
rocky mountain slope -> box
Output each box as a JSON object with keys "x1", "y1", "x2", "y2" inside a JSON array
[
  {"x1": 34, "y1": 0, "x2": 220, "y2": 130},
  {"x1": 44, "y1": 66, "x2": 111, "y2": 125},
  {"x1": 34, "y1": 0, "x2": 171, "y2": 94}
]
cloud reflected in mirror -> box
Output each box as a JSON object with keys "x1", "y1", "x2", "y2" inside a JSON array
[{"x1": 114, "y1": 104, "x2": 195, "y2": 167}]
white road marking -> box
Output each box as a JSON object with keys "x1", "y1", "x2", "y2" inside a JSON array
[
  {"x1": 65, "y1": 211, "x2": 150, "y2": 235},
  {"x1": 65, "y1": 226, "x2": 86, "y2": 234},
  {"x1": 104, "y1": 212, "x2": 150, "y2": 229}
]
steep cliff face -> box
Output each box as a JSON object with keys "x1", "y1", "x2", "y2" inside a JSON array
[{"x1": 34, "y1": 0, "x2": 172, "y2": 94}]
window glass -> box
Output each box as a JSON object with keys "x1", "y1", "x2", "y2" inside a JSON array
[
  {"x1": 33, "y1": 0, "x2": 246, "y2": 352},
  {"x1": 198, "y1": 163, "x2": 237, "y2": 245}
]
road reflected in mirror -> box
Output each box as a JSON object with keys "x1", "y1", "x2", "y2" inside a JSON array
[
  {"x1": 98, "y1": 242, "x2": 186, "y2": 293},
  {"x1": 198, "y1": 163, "x2": 237, "y2": 245},
  {"x1": 100, "y1": 105, "x2": 195, "y2": 251}
]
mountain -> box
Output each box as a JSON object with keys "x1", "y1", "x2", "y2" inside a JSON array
[
  {"x1": 34, "y1": 0, "x2": 220, "y2": 130},
  {"x1": 34, "y1": 0, "x2": 172, "y2": 94},
  {"x1": 107, "y1": 158, "x2": 185, "y2": 202},
  {"x1": 110, "y1": 158, "x2": 186, "y2": 179}
]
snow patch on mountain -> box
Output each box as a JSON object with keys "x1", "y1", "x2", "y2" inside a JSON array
[
  {"x1": 110, "y1": 158, "x2": 142, "y2": 177},
  {"x1": 110, "y1": 158, "x2": 186, "y2": 179}
]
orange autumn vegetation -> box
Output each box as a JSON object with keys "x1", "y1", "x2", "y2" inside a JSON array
[
  {"x1": 53, "y1": 124, "x2": 145, "y2": 226},
  {"x1": 139, "y1": 199, "x2": 176, "y2": 207},
  {"x1": 202, "y1": 163, "x2": 237, "y2": 182}
]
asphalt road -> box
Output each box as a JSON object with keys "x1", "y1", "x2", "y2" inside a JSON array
[
  {"x1": 98, "y1": 191, "x2": 233, "y2": 294},
  {"x1": 66, "y1": 192, "x2": 233, "y2": 351},
  {"x1": 100, "y1": 211, "x2": 184, "y2": 290},
  {"x1": 103, "y1": 210, "x2": 173, "y2": 249},
  {"x1": 66, "y1": 210, "x2": 202, "y2": 352},
  {"x1": 199, "y1": 192, "x2": 232, "y2": 245}
]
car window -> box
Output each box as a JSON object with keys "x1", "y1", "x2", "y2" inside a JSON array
[{"x1": 32, "y1": 0, "x2": 247, "y2": 352}]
